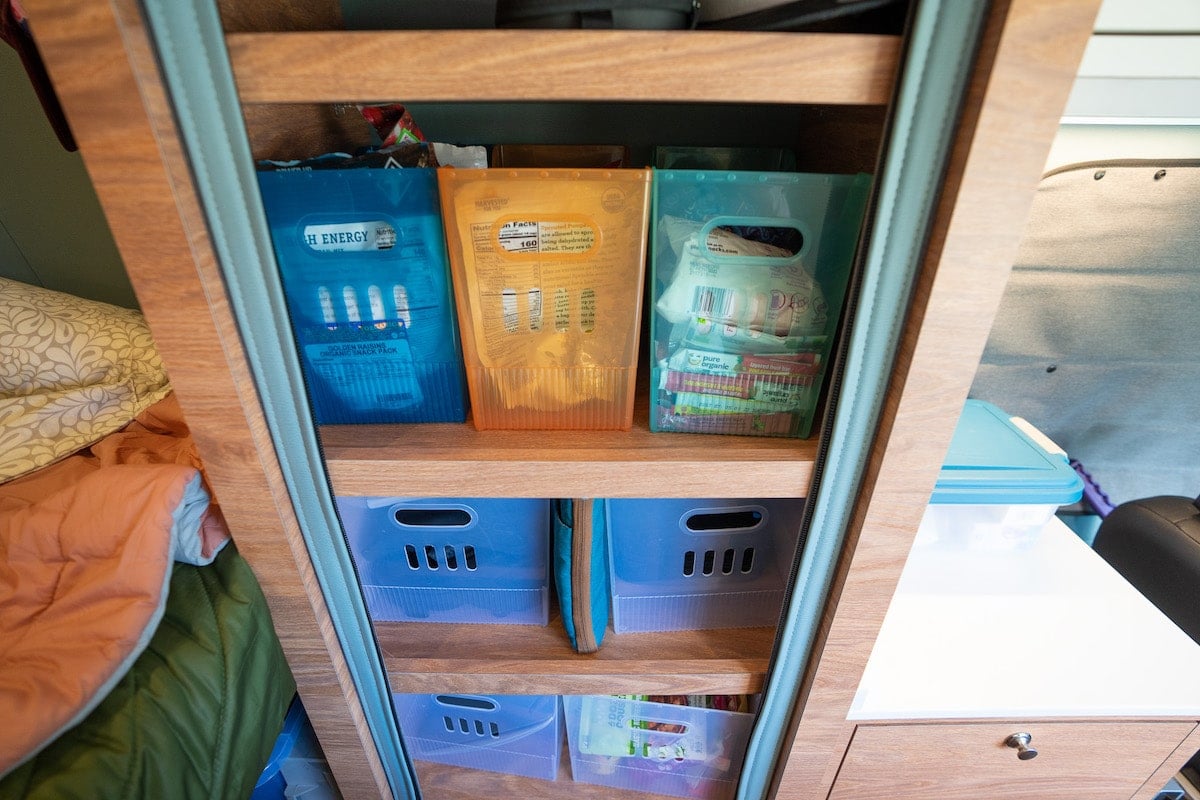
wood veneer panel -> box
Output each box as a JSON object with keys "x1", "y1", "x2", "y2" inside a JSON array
[
  {"x1": 227, "y1": 30, "x2": 900, "y2": 104},
  {"x1": 377, "y1": 619, "x2": 774, "y2": 695},
  {"x1": 1130, "y1": 724, "x2": 1200, "y2": 800},
  {"x1": 25, "y1": 1, "x2": 392, "y2": 797},
  {"x1": 217, "y1": 0, "x2": 342, "y2": 32},
  {"x1": 830, "y1": 721, "x2": 1196, "y2": 800},
  {"x1": 321, "y1": 416, "x2": 816, "y2": 498},
  {"x1": 773, "y1": 1, "x2": 1105, "y2": 798}
]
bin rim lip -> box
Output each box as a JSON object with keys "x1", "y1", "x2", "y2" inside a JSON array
[{"x1": 931, "y1": 400, "x2": 1084, "y2": 506}]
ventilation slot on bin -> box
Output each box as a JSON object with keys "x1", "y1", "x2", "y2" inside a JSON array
[
  {"x1": 403, "y1": 543, "x2": 478, "y2": 572},
  {"x1": 437, "y1": 696, "x2": 503, "y2": 739},
  {"x1": 682, "y1": 546, "x2": 757, "y2": 577}
]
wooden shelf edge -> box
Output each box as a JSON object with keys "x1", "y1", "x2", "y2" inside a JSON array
[
  {"x1": 377, "y1": 621, "x2": 775, "y2": 695},
  {"x1": 320, "y1": 423, "x2": 817, "y2": 498},
  {"x1": 388, "y1": 668, "x2": 767, "y2": 696},
  {"x1": 228, "y1": 30, "x2": 900, "y2": 105}
]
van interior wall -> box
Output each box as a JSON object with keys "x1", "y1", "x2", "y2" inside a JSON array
[{"x1": 0, "y1": 44, "x2": 138, "y2": 309}]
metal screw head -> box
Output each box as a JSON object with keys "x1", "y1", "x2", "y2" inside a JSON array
[{"x1": 1094, "y1": 170, "x2": 1106, "y2": 180}]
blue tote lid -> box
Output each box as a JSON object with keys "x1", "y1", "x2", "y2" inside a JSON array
[{"x1": 932, "y1": 400, "x2": 1084, "y2": 505}]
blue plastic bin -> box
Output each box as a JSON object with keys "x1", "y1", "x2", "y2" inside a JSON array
[
  {"x1": 251, "y1": 698, "x2": 300, "y2": 800},
  {"x1": 338, "y1": 497, "x2": 550, "y2": 624},
  {"x1": 252, "y1": 697, "x2": 341, "y2": 800},
  {"x1": 394, "y1": 693, "x2": 561, "y2": 781},
  {"x1": 606, "y1": 498, "x2": 804, "y2": 632},
  {"x1": 257, "y1": 168, "x2": 467, "y2": 424},
  {"x1": 925, "y1": 400, "x2": 1084, "y2": 547}
]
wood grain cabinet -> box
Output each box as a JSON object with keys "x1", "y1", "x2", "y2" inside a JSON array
[{"x1": 831, "y1": 721, "x2": 1197, "y2": 800}]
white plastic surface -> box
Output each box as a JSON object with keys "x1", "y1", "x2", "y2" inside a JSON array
[{"x1": 850, "y1": 512, "x2": 1200, "y2": 720}]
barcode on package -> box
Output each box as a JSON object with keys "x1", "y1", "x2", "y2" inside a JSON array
[{"x1": 691, "y1": 286, "x2": 735, "y2": 319}]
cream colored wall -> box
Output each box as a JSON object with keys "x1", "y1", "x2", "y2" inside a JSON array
[
  {"x1": 1047, "y1": 0, "x2": 1200, "y2": 169},
  {"x1": 0, "y1": 42, "x2": 137, "y2": 308}
]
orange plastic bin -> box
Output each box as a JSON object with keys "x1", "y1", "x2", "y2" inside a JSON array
[{"x1": 438, "y1": 168, "x2": 652, "y2": 430}]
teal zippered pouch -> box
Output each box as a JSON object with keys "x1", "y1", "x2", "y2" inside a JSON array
[{"x1": 552, "y1": 499, "x2": 610, "y2": 653}]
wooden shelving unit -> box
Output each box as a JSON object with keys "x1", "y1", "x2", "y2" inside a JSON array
[
  {"x1": 225, "y1": 19, "x2": 903, "y2": 800},
  {"x1": 28, "y1": 0, "x2": 1122, "y2": 797}
]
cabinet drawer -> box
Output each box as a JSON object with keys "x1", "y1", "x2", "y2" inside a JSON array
[{"x1": 830, "y1": 720, "x2": 1196, "y2": 800}]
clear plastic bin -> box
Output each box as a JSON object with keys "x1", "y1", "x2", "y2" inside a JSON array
[
  {"x1": 394, "y1": 693, "x2": 561, "y2": 781},
  {"x1": 563, "y1": 695, "x2": 754, "y2": 800},
  {"x1": 606, "y1": 498, "x2": 804, "y2": 632},
  {"x1": 256, "y1": 167, "x2": 467, "y2": 425},
  {"x1": 648, "y1": 170, "x2": 871, "y2": 438},
  {"x1": 438, "y1": 168, "x2": 652, "y2": 430},
  {"x1": 337, "y1": 497, "x2": 550, "y2": 624}
]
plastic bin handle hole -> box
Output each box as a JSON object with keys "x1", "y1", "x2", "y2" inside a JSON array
[
  {"x1": 685, "y1": 510, "x2": 763, "y2": 532},
  {"x1": 395, "y1": 508, "x2": 473, "y2": 527}
]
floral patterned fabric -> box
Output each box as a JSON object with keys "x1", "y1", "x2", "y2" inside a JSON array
[{"x1": 0, "y1": 278, "x2": 171, "y2": 482}]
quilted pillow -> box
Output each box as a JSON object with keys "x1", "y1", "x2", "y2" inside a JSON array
[{"x1": 0, "y1": 278, "x2": 171, "y2": 482}]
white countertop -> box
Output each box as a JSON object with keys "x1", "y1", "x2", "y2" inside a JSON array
[{"x1": 850, "y1": 511, "x2": 1200, "y2": 720}]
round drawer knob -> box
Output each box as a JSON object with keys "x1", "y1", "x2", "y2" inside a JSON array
[{"x1": 1005, "y1": 732, "x2": 1038, "y2": 760}]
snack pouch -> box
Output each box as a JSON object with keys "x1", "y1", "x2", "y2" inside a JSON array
[{"x1": 577, "y1": 696, "x2": 709, "y2": 762}]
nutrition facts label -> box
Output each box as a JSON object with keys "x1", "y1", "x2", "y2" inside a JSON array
[{"x1": 462, "y1": 215, "x2": 631, "y2": 367}]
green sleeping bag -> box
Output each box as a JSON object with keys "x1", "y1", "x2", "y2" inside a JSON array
[{"x1": 0, "y1": 544, "x2": 296, "y2": 800}]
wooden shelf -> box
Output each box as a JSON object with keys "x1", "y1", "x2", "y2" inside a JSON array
[
  {"x1": 377, "y1": 616, "x2": 775, "y2": 695},
  {"x1": 227, "y1": 30, "x2": 900, "y2": 105},
  {"x1": 321, "y1": 411, "x2": 816, "y2": 497}
]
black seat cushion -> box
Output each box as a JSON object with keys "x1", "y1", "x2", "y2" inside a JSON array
[{"x1": 1093, "y1": 496, "x2": 1200, "y2": 644}]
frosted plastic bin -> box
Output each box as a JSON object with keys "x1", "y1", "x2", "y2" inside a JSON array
[
  {"x1": 924, "y1": 400, "x2": 1084, "y2": 548},
  {"x1": 257, "y1": 167, "x2": 467, "y2": 425},
  {"x1": 606, "y1": 498, "x2": 804, "y2": 632},
  {"x1": 394, "y1": 693, "x2": 561, "y2": 781},
  {"x1": 648, "y1": 170, "x2": 871, "y2": 438},
  {"x1": 338, "y1": 497, "x2": 550, "y2": 624},
  {"x1": 563, "y1": 695, "x2": 754, "y2": 800},
  {"x1": 438, "y1": 167, "x2": 652, "y2": 430}
]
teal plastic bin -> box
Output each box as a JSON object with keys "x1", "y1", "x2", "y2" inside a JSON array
[
  {"x1": 926, "y1": 400, "x2": 1084, "y2": 546},
  {"x1": 648, "y1": 170, "x2": 871, "y2": 438}
]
